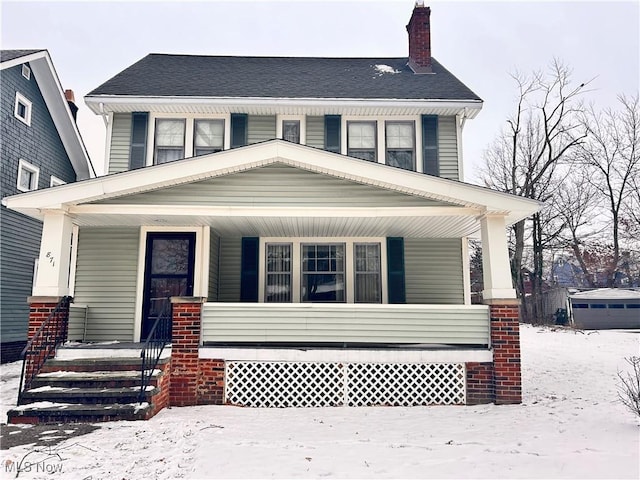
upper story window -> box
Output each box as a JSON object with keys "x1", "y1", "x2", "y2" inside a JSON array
[
  {"x1": 21, "y1": 64, "x2": 31, "y2": 80},
  {"x1": 386, "y1": 121, "x2": 416, "y2": 171},
  {"x1": 154, "y1": 119, "x2": 185, "y2": 164},
  {"x1": 194, "y1": 119, "x2": 224, "y2": 155},
  {"x1": 17, "y1": 159, "x2": 39, "y2": 192},
  {"x1": 14, "y1": 92, "x2": 32, "y2": 126},
  {"x1": 282, "y1": 120, "x2": 300, "y2": 144},
  {"x1": 347, "y1": 121, "x2": 377, "y2": 161},
  {"x1": 50, "y1": 176, "x2": 66, "y2": 187}
]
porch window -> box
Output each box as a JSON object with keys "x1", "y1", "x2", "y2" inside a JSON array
[
  {"x1": 386, "y1": 121, "x2": 415, "y2": 171},
  {"x1": 354, "y1": 243, "x2": 382, "y2": 303},
  {"x1": 154, "y1": 119, "x2": 185, "y2": 164},
  {"x1": 194, "y1": 119, "x2": 224, "y2": 155},
  {"x1": 347, "y1": 121, "x2": 377, "y2": 161},
  {"x1": 302, "y1": 244, "x2": 345, "y2": 302},
  {"x1": 282, "y1": 120, "x2": 300, "y2": 144},
  {"x1": 265, "y1": 243, "x2": 292, "y2": 302}
]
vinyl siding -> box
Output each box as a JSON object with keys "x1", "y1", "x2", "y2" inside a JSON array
[
  {"x1": 247, "y1": 115, "x2": 276, "y2": 144},
  {"x1": 217, "y1": 237, "x2": 242, "y2": 302},
  {"x1": 208, "y1": 230, "x2": 220, "y2": 301},
  {"x1": 0, "y1": 208, "x2": 41, "y2": 343},
  {"x1": 306, "y1": 116, "x2": 324, "y2": 149},
  {"x1": 108, "y1": 113, "x2": 132, "y2": 174},
  {"x1": 404, "y1": 238, "x2": 464, "y2": 304},
  {"x1": 438, "y1": 116, "x2": 459, "y2": 180},
  {"x1": 201, "y1": 304, "x2": 490, "y2": 345},
  {"x1": 72, "y1": 227, "x2": 140, "y2": 341},
  {"x1": 97, "y1": 164, "x2": 446, "y2": 208}
]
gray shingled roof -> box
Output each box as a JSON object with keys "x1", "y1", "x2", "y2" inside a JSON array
[
  {"x1": 88, "y1": 54, "x2": 481, "y2": 101},
  {"x1": 0, "y1": 49, "x2": 45, "y2": 63}
]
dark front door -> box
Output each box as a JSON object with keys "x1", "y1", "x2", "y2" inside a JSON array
[{"x1": 141, "y1": 232, "x2": 196, "y2": 340}]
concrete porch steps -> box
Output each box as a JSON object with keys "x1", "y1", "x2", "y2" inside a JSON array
[{"x1": 7, "y1": 356, "x2": 169, "y2": 425}]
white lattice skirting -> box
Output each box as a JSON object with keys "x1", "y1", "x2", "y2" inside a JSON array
[{"x1": 225, "y1": 361, "x2": 466, "y2": 407}]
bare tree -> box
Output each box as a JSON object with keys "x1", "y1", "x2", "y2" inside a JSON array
[
  {"x1": 574, "y1": 94, "x2": 640, "y2": 286},
  {"x1": 480, "y1": 59, "x2": 589, "y2": 320}
]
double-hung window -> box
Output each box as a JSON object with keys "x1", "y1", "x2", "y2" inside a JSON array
[
  {"x1": 265, "y1": 244, "x2": 292, "y2": 302},
  {"x1": 386, "y1": 121, "x2": 415, "y2": 171},
  {"x1": 154, "y1": 119, "x2": 185, "y2": 164},
  {"x1": 302, "y1": 244, "x2": 345, "y2": 302},
  {"x1": 194, "y1": 119, "x2": 224, "y2": 155},
  {"x1": 354, "y1": 243, "x2": 382, "y2": 303},
  {"x1": 282, "y1": 120, "x2": 301, "y2": 144},
  {"x1": 347, "y1": 121, "x2": 377, "y2": 161}
]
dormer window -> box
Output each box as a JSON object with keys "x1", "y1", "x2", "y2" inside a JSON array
[
  {"x1": 154, "y1": 119, "x2": 185, "y2": 164},
  {"x1": 194, "y1": 119, "x2": 224, "y2": 155},
  {"x1": 347, "y1": 121, "x2": 377, "y2": 161}
]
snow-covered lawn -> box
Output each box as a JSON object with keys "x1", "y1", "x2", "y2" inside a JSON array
[{"x1": 1, "y1": 324, "x2": 638, "y2": 479}]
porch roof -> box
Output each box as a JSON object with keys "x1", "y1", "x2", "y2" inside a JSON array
[{"x1": 2, "y1": 140, "x2": 541, "y2": 237}]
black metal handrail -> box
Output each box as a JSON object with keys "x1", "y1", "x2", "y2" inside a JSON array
[
  {"x1": 139, "y1": 301, "x2": 172, "y2": 403},
  {"x1": 17, "y1": 296, "x2": 72, "y2": 405}
]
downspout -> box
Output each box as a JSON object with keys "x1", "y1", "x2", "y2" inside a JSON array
[{"x1": 98, "y1": 102, "x2": 109, "y2": 127}]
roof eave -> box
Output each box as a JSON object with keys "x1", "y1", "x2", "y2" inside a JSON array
[{"x1": 84, "y1": 95, "x2": 483, "y2": 118}]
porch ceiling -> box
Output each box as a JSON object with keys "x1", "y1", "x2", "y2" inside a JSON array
[{"x1": 67, "y1": 207, "x2": 484, "y2": 238}]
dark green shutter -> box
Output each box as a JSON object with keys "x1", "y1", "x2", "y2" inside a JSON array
[
  {"x1": 324, "y1": 115, "x2": 341, "y2": 153},
  {"x1": 240, "y1": 237, "x2": 259, "y2": 302},
  {"x1": 129, "y1": 112, "x2": 148, "y2": 170},
  {"x1": 422, "y1": 115, "x2": 439, "y2": 176},
  {"x1": 231, "y1": 113, "x2": 248, "y2": 148},
  {"x1": 387, "y1": 237, "x2": 406, "y2": 304}
]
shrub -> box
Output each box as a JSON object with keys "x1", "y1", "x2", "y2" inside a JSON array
[{"x1": 617, "y1": 356, "x2": 640, "y2": 418}]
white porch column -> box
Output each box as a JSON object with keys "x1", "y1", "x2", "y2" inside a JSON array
[
  {"x1": 480, "y1": 214, "x2": 517, "y2": 300},
  {"x1": 33, "y1": 211, "x2": 74, "y2": 297}
]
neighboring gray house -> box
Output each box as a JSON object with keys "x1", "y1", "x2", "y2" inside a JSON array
[
  {"x1": 0, "y1": 50, "x2": 94, "y2": 362},
  {"x1": 5, "y1": 5, "x2": 542, "y2": 423}
]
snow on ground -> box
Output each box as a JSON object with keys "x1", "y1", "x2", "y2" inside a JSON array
[{"x1": 1, "y1": 325, "x2": 638, "y2": 479}]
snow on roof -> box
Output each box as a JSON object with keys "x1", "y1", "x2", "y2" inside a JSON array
[{"x1": 570, "y1": 288, "x2": 640, "y2": 300}]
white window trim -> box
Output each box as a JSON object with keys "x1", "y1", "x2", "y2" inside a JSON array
[
  {"x1": 14, "y1": 92, "x2": 32, "y2": 126},
  {"x1": 276, "y1": 114, "x2": 306, "y2": 145},
  {"x1": 341, "y1": 115, "x2": 422, "y2": 172},
  {"x1": 259, "y1": 237, "x2": 388, "y2": 304},
  {"x1": 50, "y1": 175, "x2": 66, "y2": 187},
  {"x1": 17, "y1": 158, "x2": 39, "y2": 192},
  {"x1": 21, "y1": 64, "x2": 31, "y2": 80},
  {"x1": 133, "y1": 226, "x2": 209, "y2": 342},
  {"x1": 146, "y1": 113, "x2": 230, "y2": 166}
]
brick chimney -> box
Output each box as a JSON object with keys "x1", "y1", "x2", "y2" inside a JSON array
[
  {"x1": 406, "y1": 1, "x2": 432, "y2": 74},
  {"x1": 65, "y1": 89, "x2": 78, "y2": 122}
]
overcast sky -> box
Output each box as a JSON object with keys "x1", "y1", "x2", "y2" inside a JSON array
[{"x1": 2, "y1": 0, "x2": 638, "y2": 180}]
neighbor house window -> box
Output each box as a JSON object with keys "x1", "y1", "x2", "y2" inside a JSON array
[
  {"x1": 50, "y1": 176, "x2": 65, "y2": 187},
  {"x1": 194, "y1": 119, "x2": 224, "y2": 156},
  {"x1": 347, "y1": 121, "x2": 377, "y2": 161},
  {"x1": 265, "y1": 243, "x2": 292, "y2": 302},
  {"x1": 386, "y1": 121, "x2": 415, "y2": 171},
  {"x1": 17, "y1": 159, "x2": 39, "y2": 192},
  {"x1": 14, "y1": 92, "x2": 32, "y2": 126},
  {"x1": 302, "y1": 244, "x2": 345, "y2": 302},
  {"x1": 282, "y1": 120, "x2": 300, "y2": 143},
  {"x1": 154, "y1": 119, "x2": 185, "y2": 164},
  {"x1": 354, "y1": 243, "x2": 382, "y2": 303}
]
